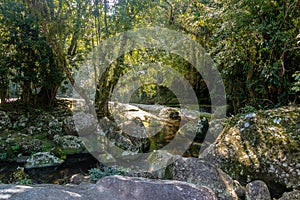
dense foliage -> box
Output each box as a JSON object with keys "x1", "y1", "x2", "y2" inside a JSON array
[{"x1": 0, "y1": 0, "x2": 299, "y2": 114}]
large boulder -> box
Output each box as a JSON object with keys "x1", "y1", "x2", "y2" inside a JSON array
[
  {"x1": 164, "y1": 156, "x2": 239, "y2": 200},
  {"x1": 1, "y1": 176, "x2": 218, "y2": 200},
  {"x1": 200, "y1": 106, "x2": 300, "y2": 196},
  {"x1": 87, "y1": 176, "x2": 218, "y2": 200},
  {"x1": 98, "y1": 117, "x2": 150, "y2": 153}
]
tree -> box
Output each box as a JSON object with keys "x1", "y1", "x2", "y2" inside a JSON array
[
  {"x1": 208, "y1": 0, "x2": 300, "y2": 112},
  {"x1": 94, "y1": 0, "x2": 213, "y2": 117},
  {"x1": 24, "y1": 0, "x2": 97, "y2": 106},
  {"x1": 0, "y1": 0, "x2": 99, "y2": 106},
  {"x1": 0, "y1": 0, "x2": 64, "y2": 105}
]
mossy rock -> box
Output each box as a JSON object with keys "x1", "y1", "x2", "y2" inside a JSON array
[{"x1": 200, "y1": 105, "x2": 300, "y2": 195}]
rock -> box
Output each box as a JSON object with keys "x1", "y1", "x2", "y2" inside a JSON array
[
  {"x1": 148, "y1": 108, "x2": 181, "y2": 152},
  {"x1": 235, "y1": 185, "x2": 246, "y2": 198},
  {"x1": 87, "y1": 176, "x2": 218, "y2": 200},
  {"x1": 69, "y1": 173, "x2": 90, "y2": 184},
  {"x1": 24, "y1": 152, "x2": 64, "y2": 169},
  {"x1": 69, "y1": 112, "x2": 98, "y2": 136},
  {"x1": 63, "y1": 116, "x2": 77, "y2": 135},
  {"x1": 200, "y1": 106, "x2": 300, "y2": 195},
  {"x1": 178, "y1": 117, "x2": 209, "y2": 157},
  {"x1": 194, "y1": 117, "x2": 209, "y2": 142},
  {"x1": 53, "y1": 135, "x2": 86, "y2": 154},
  {"x1": 245, "y1": 180, "x2": 271, "y2": 200},
  {"x1": 34, "y1": 114, "x2": 62, "y2": 136},
  {"x1": 158, "y1": 108, "x2": 181, "y2": 136},
  {"x1": 13, "y1": 115, "x2": 28, "y2": 130},
  {"x1": 164, "y1": 156, "x2": 239, "y2": 200},
  {"x1": 109, "y1": 103, "x2": 212, "y2": 156},
  {"x1": 203, "y1": 118, "x2": 225, "y2": 147},
  {"x1": 0, "y1": 184, "x2": 82, "y2": 200},
  {"x1": 279, "y1": 190, "x2": 300, "y2": 200},
  {"x1": 1, "y1": 176, "x2": 218, "y2": 200},
  {"x1": 159, "y1": 107, "x2": 181, "y2": 121},
  {"x1": 119, "y1": 118, "x2": 150, "y2": 152},
  {"x1": 120, "y1": 118, "x2": 148, "y2": 139},
  {"x1": 99, "y1": 117, "x2": 149, "y2": 153},
  {"x1": 0, "y1": 111, "x2": 11, "y2": 131}
]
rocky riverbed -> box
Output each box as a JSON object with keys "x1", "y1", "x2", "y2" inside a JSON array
[{"x1": 0, "y1": 100, "x2": 299, "y2": 199}]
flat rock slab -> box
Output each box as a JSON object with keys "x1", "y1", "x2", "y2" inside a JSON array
[{"x1": 0, "y1": 176, "x2": 218, "y2": 200}]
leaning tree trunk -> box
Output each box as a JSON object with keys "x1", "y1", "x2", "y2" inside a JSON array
[
  {"x1": 95, "y1": 32, "x2": 128, "y2": 119},
  {"x1": 95, "y1": 74, "x2": 114, "y2": 119},
  {"x1": 95, "y1": 55, "x2": 126, "y2": 119}
]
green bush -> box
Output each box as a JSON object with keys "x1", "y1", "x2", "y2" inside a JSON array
[{"x1": 89, "y1": 166, "x2": 124, "y2": 182}]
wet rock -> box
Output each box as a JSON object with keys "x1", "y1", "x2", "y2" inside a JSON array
[
  {"x1": 1, "y1": 176, "x2": 218, "y2": 200},
  {"x1": 159, "y1": 107, "x2": 181, "y2": 121},
  {"x1": 178, "y1": 117, "x2": 209, "y2": 157},
  {"x1": 203, "y1": 118, "x2": 225, "y2": 147},
  {"x1": 245, "y1": 180, "x2": 271, "y2": 200},
  {"x1": 279, "y1": 190, "x2": 300, "y2": 200},
  {"x1": 165, "y1": 156, "x2": 239, "y2": 200},
  {"x1": 200, "y1": 106, "x2": 300, "y2": 194},
  {"x1": 147, "y1": 108, "x2": 181, "y2": 152},
  {"x1": 24, "y1": 152, "x2": 64, "y2": 169}
]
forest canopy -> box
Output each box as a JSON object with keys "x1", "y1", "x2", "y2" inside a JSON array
[{"x1": 0, "y1": 0, "x2": 299, "y2": 115}]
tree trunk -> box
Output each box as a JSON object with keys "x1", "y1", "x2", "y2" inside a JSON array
[
  {"x1": 37, "y1": 85, "x2": 59, "y2": 106},
  {"x1": 0, "y1": 79, "x2": 8, "y2": 104},
  {"x1": 95, "y1": 75, "x2": 114, "y2": 118},
  {"x1": 21, "y1": 80, "x2": 32, "y2": 104},
  {"x1": 95, "y1": 33, "x2": 128, "y2": 119},
  {"x1": 95, "y1": 58, "x2": 126, "y2": 119}
]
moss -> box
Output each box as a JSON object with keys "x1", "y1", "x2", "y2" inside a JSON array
[
  {"x1": 52, "y1": 147, "x2": 67, "y2": 160},
  {"x1": 11, "y1": 167, "x2": 32, "y2": 184},
  {"x1": 206, "y1": 105, "x2": 300, "y2": 191}
]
